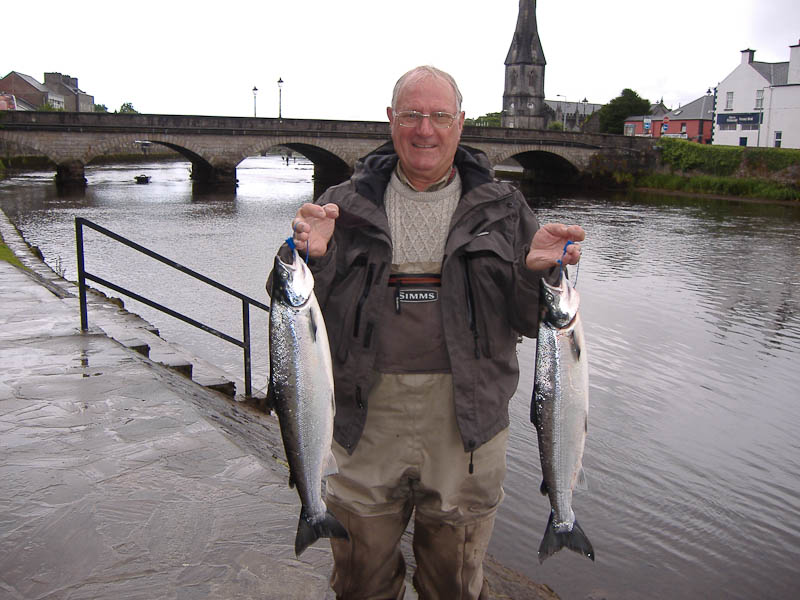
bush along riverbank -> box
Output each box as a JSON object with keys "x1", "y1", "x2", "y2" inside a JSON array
[{"x1": 638, "y1": 139, "x2": 800, "y2": 202}]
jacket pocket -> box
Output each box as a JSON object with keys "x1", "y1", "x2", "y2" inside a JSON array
[
  {"x1": 461, "y1": 231, "x2": 518, "y2": 358},
  {"x1": 326, "y1": 252, "x2": 370, "y2": 363}
]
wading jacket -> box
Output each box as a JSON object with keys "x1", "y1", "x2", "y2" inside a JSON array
[{"x1": 291, "y1": 143, "x2": 550, "y2": 455}]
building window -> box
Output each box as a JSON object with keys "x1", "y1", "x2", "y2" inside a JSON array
[
  {"x1": 725, "y1": 91, "x2": 734, "y2": 110},
  {"x1": 755, "y1": 89, "x2": 764, "y2": 110},
  {"x1": 741, "y1": 124, "x2": 759, "y2": 131},
  {"x1": 624, "y1": 123, "x2": 635, "y2": 136},
  {"x1": 680, "y1": 123, "x2": 687, "y2": 133},
  {"x1": 775, "y1": 131, "x2": 782, "y2": 148},
  {"x1": 719, "y1": 123, "x2": 736, "y2": 131}
]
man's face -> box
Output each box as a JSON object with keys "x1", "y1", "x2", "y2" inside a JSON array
[{"x1": 387, "y1": 76, "x2": 464, "y2": 190}]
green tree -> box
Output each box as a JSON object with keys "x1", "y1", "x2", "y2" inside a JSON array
[
  {"x1": 465, "y1": 112, "x2": 501, "y2": 127},
  {"x1": 93, "y1": 104, "x2": 109, "y2": 113},
  {"x1": 117, "y1": 102, "x2": 138, "y2": 114},
  {"x1": 597, "y1": 88, "x2": 650, "y2": 134}
]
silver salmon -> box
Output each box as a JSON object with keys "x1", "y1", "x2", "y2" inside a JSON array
[
  {"x1": 531, "y1": 271, "x2": 594, "y2": 563},
  {"x1": 269, "y1": 248, "x2": 348, "y2": 556}
]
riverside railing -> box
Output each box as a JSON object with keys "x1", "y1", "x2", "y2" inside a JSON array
[{"x1": 75, "y1": 217, "x2": 269, "y2": 398}]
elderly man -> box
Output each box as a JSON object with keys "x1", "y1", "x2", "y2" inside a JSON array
[{"x1": 282, "y1": 65, "x2": 583, "y2": 599}]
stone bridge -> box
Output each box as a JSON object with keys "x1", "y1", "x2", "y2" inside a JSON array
[{"x1": 0, "y1": 111, "x2": 656, "y2": 197}]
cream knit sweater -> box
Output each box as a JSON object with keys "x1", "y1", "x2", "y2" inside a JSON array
[{"x1": 384, "y1": 170, "x2": 462, "y2": 265}]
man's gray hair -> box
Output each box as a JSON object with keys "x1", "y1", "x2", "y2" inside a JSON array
[{"x1": 391, "y1": 66, "x2": 463, "y2": 113}]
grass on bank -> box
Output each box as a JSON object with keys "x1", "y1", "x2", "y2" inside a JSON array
[
  {"x1": 643, "y1": 139, "x2": 800, "y2": 201},
  {"x1": 0, "y1": 233, "x2": 25, "y2": 268},
  {"x1": 656, "y1": 138, "x2": 800, "y2": 176},
  {"x1": 635, "y1": 172, "x2": 799, "y2": 202}
]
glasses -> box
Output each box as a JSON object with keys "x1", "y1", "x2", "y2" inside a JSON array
[{"x1": 393, "y1": 110, "x2": 459, "y2": 129}]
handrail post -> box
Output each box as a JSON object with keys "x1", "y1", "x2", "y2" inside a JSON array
[
  {"x1": 242, "y1": 300, "x2": 252, "y2": 398},
  {"x1": 75, "y1": 218, "x2": 88, "y2": 331}
]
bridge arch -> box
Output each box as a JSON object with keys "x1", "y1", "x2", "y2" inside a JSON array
[
  {"x1": 237, "y1": 136, "x2": 382, "y2": 199},
  {"x1": 0, "y1": 132, "x2": 60, "y2": 166},
  {"x1": 467, "y1": 142, "x2": 599, "y2": 184},
  {"x1": 85, "y1": 134, "x2": 226, "y2": 185},
  {"x1": 502, "y1": 149, "x2": 582, "y2": 184}
]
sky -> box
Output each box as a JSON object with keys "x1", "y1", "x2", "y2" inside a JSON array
[{"x1": 4, "y1": 0, "x2": 799, "y2": 121}]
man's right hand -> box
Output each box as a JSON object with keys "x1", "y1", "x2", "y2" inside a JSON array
[{"x1": 291, "y1": 203, "x2": 339, "y2": 258}]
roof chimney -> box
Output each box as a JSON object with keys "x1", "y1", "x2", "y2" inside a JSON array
[
  {"x1": 789, "y1": 40, "x2": 800, "y2": 84},
  {"x1": 741, "y1": 48, "x2": 755, "y2": 64}
]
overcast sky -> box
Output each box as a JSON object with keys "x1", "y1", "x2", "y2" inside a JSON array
[{"x1": 5, "y1": 0, "x2": 799, "y2": 121}]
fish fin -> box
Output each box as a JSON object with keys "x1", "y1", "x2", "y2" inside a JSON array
[
  {"x1": 537, "y1": 511, "x2": 595, "y2": 564},
  {"x1": 295, "y1": 508, "x2": 349, "y2": 557},
  {"x1": 309, "y1": 311, "x2": 318, "y2": 342},
  {"x1": 324, "y1": 450, "x2": 339, "y2": 477},
  {"x1": 570, "y1": 329, "x2": 581, "y2": 360},
  {"x1": 572, "y1": 324, "x2": 585, "y2": 361},
  {"x1": 576, "y1": 467, "x2": 588, "y2": 491},
  {"x1": 539, "y1": 480, "x2": 549, "y2": 496}
]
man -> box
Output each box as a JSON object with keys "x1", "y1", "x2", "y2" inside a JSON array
[{"x1": 281, "y1": 66, "x2": 583, "y2": 599}]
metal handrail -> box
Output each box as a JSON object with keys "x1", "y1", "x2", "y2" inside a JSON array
[{"x1": 75, "y1": 217, "x2": 269, "y2": 398}]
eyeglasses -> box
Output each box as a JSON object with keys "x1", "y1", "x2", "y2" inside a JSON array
[{"x1": 393, "y1": 110, "x2": 459, "y2": 129}]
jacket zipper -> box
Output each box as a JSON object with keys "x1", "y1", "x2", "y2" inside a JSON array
[
  {"x1": 462, "y1": 255, "x2": 481, "y2": 359},
  {"x1": 353, "y1": 262, "x2": 375, "y2": 338}
]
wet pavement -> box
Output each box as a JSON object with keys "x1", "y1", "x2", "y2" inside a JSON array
[
  {"x1": 0, "y1": 209, "x2": 557, "y2": 600},
  {"x1": 0, "y1": 211, "x2": 334, "y2": 599}
]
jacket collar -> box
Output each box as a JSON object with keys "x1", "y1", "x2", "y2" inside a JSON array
[{"x1": 351, "y1": 141, "x2": 495, "y2": 206}]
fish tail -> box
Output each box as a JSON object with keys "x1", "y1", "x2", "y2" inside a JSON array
[
  {"x1": 537, "y1": 510, "x2": 595, "y2": 564},
  {"x1": 295, "y1": 508, "x2": 349, "y2": 556}
]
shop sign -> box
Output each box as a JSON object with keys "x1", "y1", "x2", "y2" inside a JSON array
[{"x1": 716, "y1": 112, "x2": 762, "y2": 125}]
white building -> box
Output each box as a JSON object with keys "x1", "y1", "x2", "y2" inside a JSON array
[{"x1": 713, "y1": 40, "x2": 800, "y2": 148}]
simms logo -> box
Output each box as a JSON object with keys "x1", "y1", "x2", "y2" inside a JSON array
[{"x1": 398, "y1": 289, "x2": 438, "y2": 303}]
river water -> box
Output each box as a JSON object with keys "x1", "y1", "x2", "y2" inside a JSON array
[{"x1": 2, "y1": 157, "x2": 799, "y2": 600}]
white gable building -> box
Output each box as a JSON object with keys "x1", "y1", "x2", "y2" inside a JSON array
[{"x1": 713, "y1": 41, "x2": 800, "y2": 148}]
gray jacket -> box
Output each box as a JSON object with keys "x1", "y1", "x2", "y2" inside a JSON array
[{"x1": 284, "y1": 143, "x2": 551, "y2": 454}]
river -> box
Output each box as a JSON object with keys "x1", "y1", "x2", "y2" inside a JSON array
[{"x1": 2, "y1": 156, "x2": 799, "y2": 600}]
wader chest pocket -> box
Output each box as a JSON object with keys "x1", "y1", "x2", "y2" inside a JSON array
[{"x1": 375, "y1": 273, "x2": 450, "y2": 373}]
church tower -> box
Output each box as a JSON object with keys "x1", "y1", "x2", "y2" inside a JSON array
[{"x1": 502, "y1": 0, "x2": 546, "y2": 129}]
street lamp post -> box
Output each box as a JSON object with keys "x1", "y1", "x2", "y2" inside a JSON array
[
  {"x1": 252, "y1": 86, "x2": 258, "y2": 117},
  {"x1": 556, "y1": 94, "x2": 567, "y2": 130},
  {"x1": 581, "y1": 97, "x2": 588, "y2": 129},
  {"x1": 277, "y1": 77, "x2": 283, "y2": 119}
]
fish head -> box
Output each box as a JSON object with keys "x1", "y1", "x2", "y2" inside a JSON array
[
  {"x1": 272, "y1": 249, "x2": 315, "y2": 308},
  {"x1": 540, "y1": 273, "x2": 580, "y2": 328}
]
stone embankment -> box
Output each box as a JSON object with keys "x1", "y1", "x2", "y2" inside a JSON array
[{"x1": 0, "y1": 209, "x2": 559, "y2": 600}]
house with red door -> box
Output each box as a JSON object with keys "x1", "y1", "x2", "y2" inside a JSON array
[{"x1": 624, "y1": 94, "x2": 715, "y2": 143}]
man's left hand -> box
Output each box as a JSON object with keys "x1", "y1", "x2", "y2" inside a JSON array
[{"x1": 525, "y1": 223, "x2": 585, "y2": 271}]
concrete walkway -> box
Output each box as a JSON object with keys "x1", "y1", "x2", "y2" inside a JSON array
[
  {"x1": 0, "y1": 213, "x2": 335, "y2": 599},
  {"x1": 0, "y1": 210, "x2": 558, "y2": 600}
]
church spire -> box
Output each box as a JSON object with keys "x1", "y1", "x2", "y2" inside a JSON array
[
  {"x1": 505, "y1": 0, "x2": 546, "y2": 66},
  {"x1": 502, "y1": 0, "x2": 546, "y2": 129}
]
